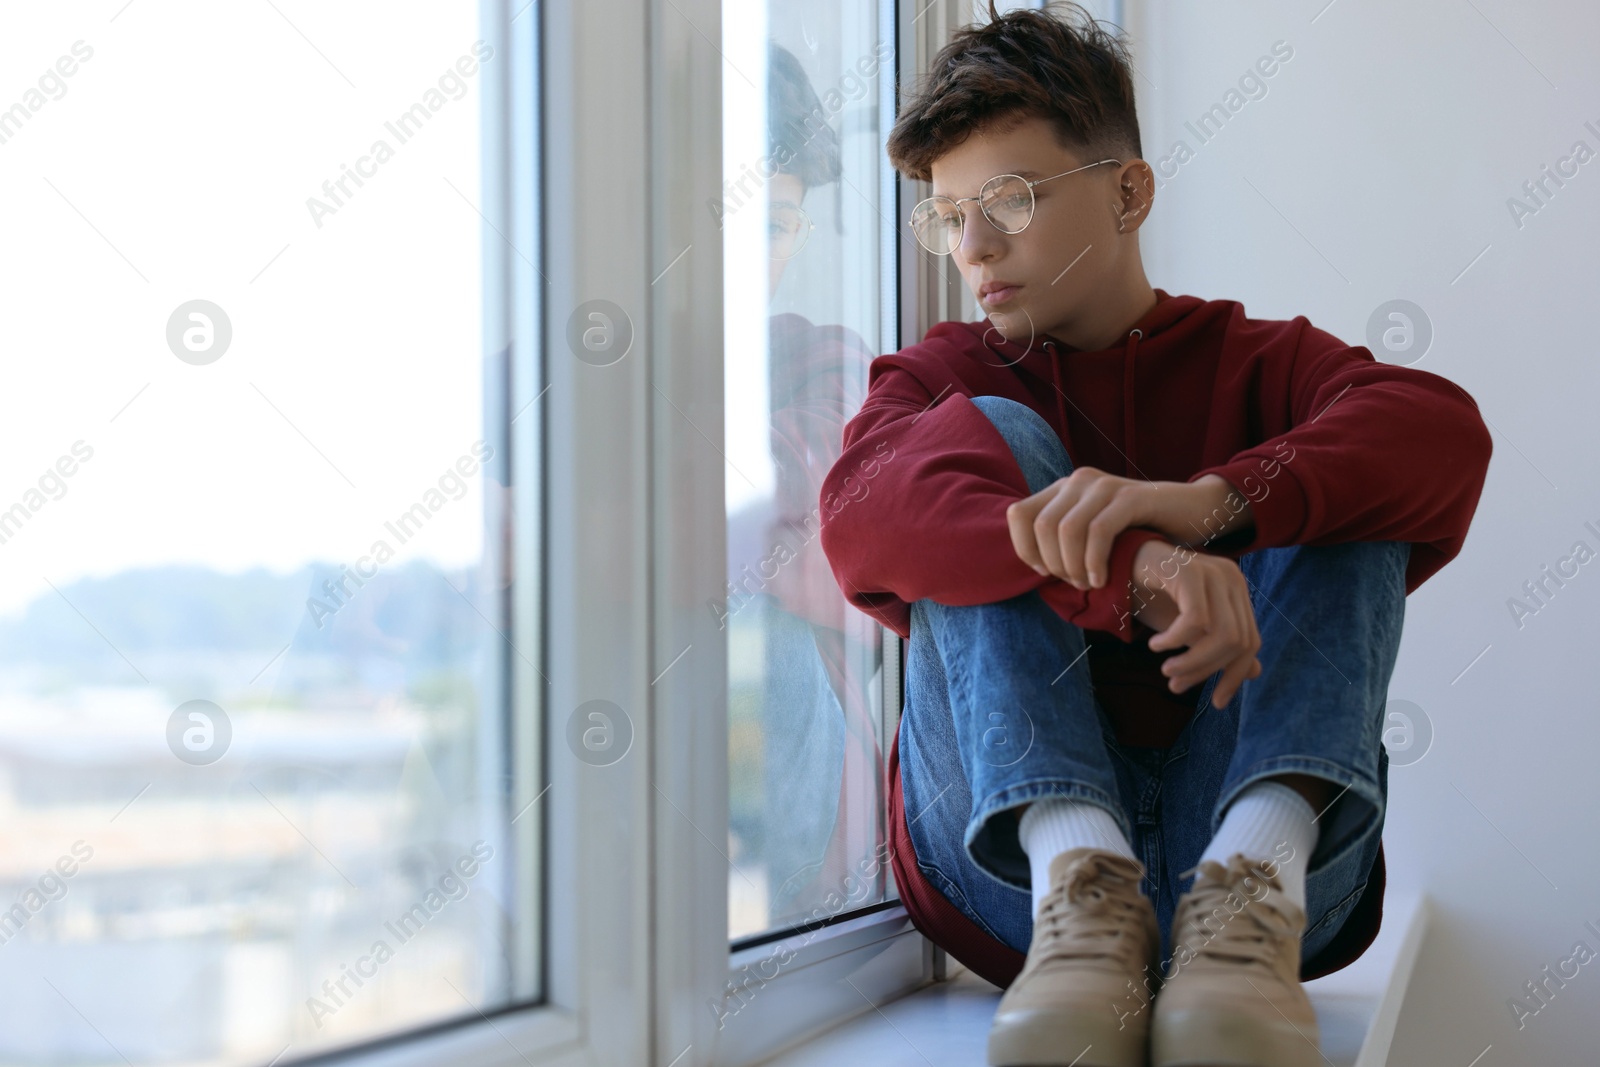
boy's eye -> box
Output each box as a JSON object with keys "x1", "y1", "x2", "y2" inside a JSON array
[{"x1": 983, "y1": 184, "x2": 1030, "y2": 209}]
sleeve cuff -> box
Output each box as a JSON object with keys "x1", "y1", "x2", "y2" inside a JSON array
[
  {"x1": 1037, "y1": 526, "x2": 1169, "y2": 644},
  {"x1": 1186, "y1": 457, "x2": 1310, "y2": 556}
]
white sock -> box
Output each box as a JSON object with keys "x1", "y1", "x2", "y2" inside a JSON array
[
  {"x1": 1018, "y1": 798, "x2": 1137, "y2": 920},
  {"x1": 1199, "y1": 780, "x2": 1319, "y2": 913}
]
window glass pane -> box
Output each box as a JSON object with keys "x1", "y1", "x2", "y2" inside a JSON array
[
  {"x1": 0, "y1": 5, "x2": 531, "y2": 1061},
  {"x1": 724, "y1": 1, "x2": 894, "y2": 941}
]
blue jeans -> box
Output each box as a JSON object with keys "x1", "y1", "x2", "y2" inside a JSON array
[{"x1": 898, "y1": 395, "x2": 1408, "y2": 967}]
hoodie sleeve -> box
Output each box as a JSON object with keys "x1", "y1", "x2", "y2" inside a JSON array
[
  {"x1": 1185, "y1": 323, "x2": 1493, "y2": 593},
  {"x1": 817, "y1": 362, "x2": 1168, "y2": 642},
  {"x1": 762, "y1": 318, "x2": 872, "y2": 630}
]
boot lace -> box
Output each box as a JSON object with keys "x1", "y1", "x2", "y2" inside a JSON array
[
  {"x1": 1033, "y1": 853, "x2": 1147, "y2": 971},
  {"x1": 1169, "y1": 856, "x2": 1297, "y2": 974}
]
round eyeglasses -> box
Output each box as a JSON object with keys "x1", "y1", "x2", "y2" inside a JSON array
[
  {"x1": 769, "y1": 202, "x2": 814, "y2": 260},
  {"x1": 908, "y1": 159, "x2": 1122, "y2": 255}
]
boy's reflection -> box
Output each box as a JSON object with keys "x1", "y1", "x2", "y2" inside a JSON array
[{"x1": 753, "y1": 41, "x2": 884, "y2": 927}]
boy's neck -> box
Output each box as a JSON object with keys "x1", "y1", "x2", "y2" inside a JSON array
[{"x1": 1043, "y1": 277, "x2": 1160, "y2": 353}]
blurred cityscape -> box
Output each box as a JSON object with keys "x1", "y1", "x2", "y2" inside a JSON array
[{"x1": 0, "y1": 560, "x2": 514, "y2": 1065}]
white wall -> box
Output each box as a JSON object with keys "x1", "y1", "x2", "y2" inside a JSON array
[{"x1": 1127, "y1": 1, "x2": 1600, "y2": 1062}]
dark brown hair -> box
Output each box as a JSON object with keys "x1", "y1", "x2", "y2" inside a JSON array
[
  {"x1": 886, "y1": 1, "x2": 1141, "y2": 183},
  {"x1": 769, "y1": 40, "x2": 842, "y2": 190}
]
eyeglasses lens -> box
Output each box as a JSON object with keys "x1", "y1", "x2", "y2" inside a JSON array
[
  {"x1": 769, "y1": 204, "x2": 811, "y2": 260},
  {"x1": 910, "y1": 175, "x2": 1035, "y2": 255}
]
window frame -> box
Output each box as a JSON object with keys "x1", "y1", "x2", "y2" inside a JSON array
[
  {"x1": 688, "y1": 3, "x2": 1122, "y2": 1061},
  {"x1": 316, "y1": 0, "x2": 655, "y2": 1062},
  {"x1": 670, "y1": 1, "x2": 978, "y2": 1064},
  {"x1": 315, "y1": 1, "x2": 1140, "y2": 1064}
]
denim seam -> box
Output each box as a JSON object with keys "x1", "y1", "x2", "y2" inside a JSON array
[
  {"x1": 916, "y1": 860, "x2": 1010, "y2": 945},
  {"x1": 1213, "y1": 756, "x2": 1382, "y2": 836},
  {"x1": 973, "y1": 779, "x2": 1128, "y2": 826},
  {"x1": 1138, "y1": 770, "x2": 1165, "y2": 820},
  {"x1": 1302, "y1": 800, "x2": 1385, "y2": 883},
  {"x1": 1160, "y1": 671, "x2": 1223, "y2": 770},
  {"x1": 967, "y1": 780, "x2": 1132, "y2": 862},
  {"x1": 1304, "y1": 877, "x2": 1368, "y2": 942}
]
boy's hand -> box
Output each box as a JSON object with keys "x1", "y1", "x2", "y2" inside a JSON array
[
  {"x1": 1005, "y1": 471, "x2": 1244, "y2": 589},
  {"x1": 1129, "y1": 538, "x2": 1262, "y2": 709}
]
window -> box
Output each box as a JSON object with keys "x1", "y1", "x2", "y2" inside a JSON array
[
  {"x1": 0, "y1": 5, "x2": 540, "y2": 1063},
  {"x1": 2, "y1": 0, "x2": 979, "y2": 1063},
  {"x1": 723, "y1": 0, "x2": 900, "y2": 947}
]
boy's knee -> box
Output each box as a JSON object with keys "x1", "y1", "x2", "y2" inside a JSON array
[
  {"x1": 968, "y1": 395, "x2": 1073, "y2": 490},
  {"x1": 970, "y1": 394, "x2": 1042, "y2": 434},
  {"x1": 1245, "y1": 539, "x2": 1409, "y2": 590}
]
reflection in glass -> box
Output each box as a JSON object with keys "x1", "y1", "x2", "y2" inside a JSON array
[{"x1": 725, "y1": 16, "x2": 893, "y2": 941}]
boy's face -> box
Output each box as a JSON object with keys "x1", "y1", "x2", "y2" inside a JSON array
[
  {"x1": 928, "y1": 114, "x2": 1143, "y2": 348},
  {"x1": 767, "y1": 172, "x2": 807, "y2": 299}
]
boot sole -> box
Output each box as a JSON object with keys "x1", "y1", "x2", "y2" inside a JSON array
[
  {"x1": 1151, "y1": 1008, "x2": 1322, "y2": 1067},
  {"x1": 987, "y1": 1006, "x2": 1146, "y2": 1067}
]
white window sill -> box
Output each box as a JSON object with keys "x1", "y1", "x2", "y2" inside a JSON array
[{"x1": 753, "y1": 893, "x2": 1429, "y2": 1067}]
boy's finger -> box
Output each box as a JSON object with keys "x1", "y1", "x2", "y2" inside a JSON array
[
  {"x1": 1081, "y1": 497, "x2": 1130, "y2": 589},
  {"x1": 1163, "y1": 579, "x2": 1248, "y2": 691},
  {"x1": 1162, "y1": 632, "x2": 1234, "y2": 693},
  {"x1": 1212, "y1": 649, "x2": 1257, "y2": 708},
  {"x1": 1047, "y1": 482, "x2": 1099, "y2": 586},
  {"x1": 1054, "y1": 507, "x2": 1088, "y2": 588},
  {"x1": 1151, "y1": 578, "x2": 1211, "y2": 655},
  {"x1": 1148, "y1": 615, "x2": 1198, "y2": 654},
  {"x1": 1031, "y1": 490, "x2": 1077, "y2": 580},
  {"x1": 1006, "y1": 500, "x2": 1046, "y2": 572}
]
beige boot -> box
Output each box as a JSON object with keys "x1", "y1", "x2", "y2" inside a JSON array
[
  {"x1": 987, "y1": 847, "x2": 1162, "y2": 1067},
  {"x1": 1151, "y1": 854, "x2": 1321, "y2": 1067}
]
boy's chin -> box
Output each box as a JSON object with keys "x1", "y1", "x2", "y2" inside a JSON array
[{"x1": 982, "y1": 304, "x2": 1039, "y2": 348}]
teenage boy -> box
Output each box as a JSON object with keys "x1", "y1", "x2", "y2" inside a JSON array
[{"x1": 816, "y1": 5, "x2": 1491, "y2": 1066}]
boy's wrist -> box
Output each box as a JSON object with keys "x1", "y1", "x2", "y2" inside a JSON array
[
  {"x1": 1182, "y1": 474, "x2": 1254, "y2": 547},
  {"x1": 1128, "y1": 538, "x2": 1180, "y2": 630}
]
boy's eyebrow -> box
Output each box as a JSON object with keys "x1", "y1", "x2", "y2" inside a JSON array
[{"x1": 933, "y1": 168, "x2": 1045, "y2": 196}]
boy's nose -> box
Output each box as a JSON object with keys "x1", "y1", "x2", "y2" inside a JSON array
[{"x1": 958, "y1": 212, "x2": 1008, "y2": 261}]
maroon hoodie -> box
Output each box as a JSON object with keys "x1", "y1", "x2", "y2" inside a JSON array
[
  {"x1": 816, "y1": 288, "x2": 1491, "y2": 985},
  {"x1": 818, "y1": 288, "x2": 1492, "y2": 748}
]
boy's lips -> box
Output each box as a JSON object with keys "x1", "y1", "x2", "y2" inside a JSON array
[{"x1": 980, "y1": 283, "x2": 1023, "y2": 306}]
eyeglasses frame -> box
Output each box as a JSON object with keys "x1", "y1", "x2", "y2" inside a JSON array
[
  {"x1": 769, "y1": 202, "x2": 815, "y2": 261},
  {"x1": 909, "y1": 158, "x2": 1124, "y2": 255}
]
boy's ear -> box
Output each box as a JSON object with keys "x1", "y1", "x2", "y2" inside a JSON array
[{"x1": 1115, "y1": 163, "x2": 1155, "y2": 233}]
